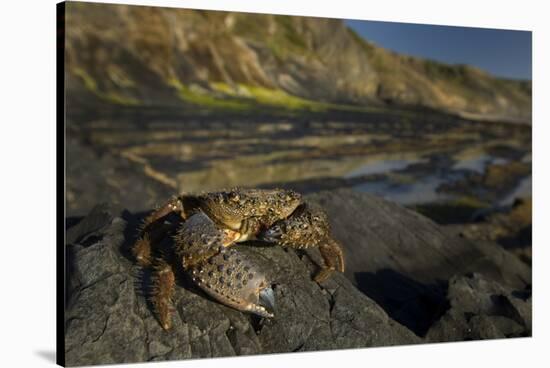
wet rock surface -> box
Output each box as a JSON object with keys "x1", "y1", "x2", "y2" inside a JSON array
[
  {"x1": 444, "y1": 198, "x2": 532, "y2": 265},
  {"x1": 64, "y1": 189, "x2": 531, "y2": 366},
  {"x1": 66, "y1": 135, "x2": 173, "y2": 217}
]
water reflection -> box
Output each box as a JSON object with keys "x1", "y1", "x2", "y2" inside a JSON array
[
  {"x1": 345, "y1": 156, "x2": 426, "y2": 178},
  {"x1": 68, "y1": 110, "x2": 532, "y2": 216},
  {"x1": 452, "y1": 154, "x2": 492, "y2": 173},
  {"x1": 500, "y1": 175, "x2": 532, "y2": 206},
  {"x1": 354, "y1": 174, "x2": 454, "y2": 205}
]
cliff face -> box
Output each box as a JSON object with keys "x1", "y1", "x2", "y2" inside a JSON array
[{"x1": 64, "y1": 2, "x2": 531, "y2": 123}]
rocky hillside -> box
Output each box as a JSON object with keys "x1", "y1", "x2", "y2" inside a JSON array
[{"x1": 64, "y1": 2, "x2": 531, "y2": 123}]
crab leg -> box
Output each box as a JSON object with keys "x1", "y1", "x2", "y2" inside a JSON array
[
  {"x1": 149, "y1": 259, "x2": 176, "y2": 330},
  {"x1": 142, "y1": 197, "x2": 184, "y2": 230},
  {"x1": 257, "y1": 203, "x2": 345, "y2": 283},
  {"x1": 132, "y1": 233, "x2": 153, "y2": 267},
  {"x1": 132, "y1": 197, "x2": 183, "y2": 266},
  {"x1": 315, "y1": 237, "x2": 345, "y2": 282}
]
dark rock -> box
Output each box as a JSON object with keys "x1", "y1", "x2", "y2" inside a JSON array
[
  {"x1": 425, "y1": 273, "x2": 531, "y2": 342},
  {"x1": 305, "y1": 190, "x2": 531, "y2": 290},
  {"x1": 66, "y1": 137, "x2": 173, "y2": 218},
  {"x1": 64, "y1": 190, "x2": 531, "y2": 366},
  {"x1": 66, "y1": 203, "x2": 113, "y2": 245},
  {"x1": 64, "y1": 199, "x2": 420, "y2": 366},
  {"x1": 304, "y1": 189, "x2": 530, "y2": 337}
]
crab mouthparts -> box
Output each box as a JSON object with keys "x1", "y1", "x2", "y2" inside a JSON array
[
  {"x1": 222, "y1": 229, "x2": 241, "y2": 246},
  {"x1": 258, "y1": 227, "x2": 282, "y2": 243}
]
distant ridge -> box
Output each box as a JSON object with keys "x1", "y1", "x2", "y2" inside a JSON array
[{"x1": 65, "y1": 2, "x2": 531, "y2": 123}]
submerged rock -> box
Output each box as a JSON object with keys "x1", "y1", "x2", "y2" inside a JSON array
[{"x1": 64, "y1": 189, "x2": 531, "y2": 366}]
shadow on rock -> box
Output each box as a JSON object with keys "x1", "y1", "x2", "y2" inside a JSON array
[{"x1": 355, "y1": 270, "x2": 449, "y2": 337}]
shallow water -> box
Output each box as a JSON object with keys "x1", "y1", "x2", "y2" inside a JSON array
[
  {"x1": 354, "y1": 175, "x2": 453, "y2": 205},
  {"x1": 352, "y1": 150, "x2": 530, "y2": 206},
  {"x1": 67, "y1": 108, "x2": 532, "y2": 215},
  {"x1": 500, "y1": 175, "x2": 532, "y2": 206},
  {"x1": 345, "y1": 156, "x2": 426, "y2": 178},
  {"x1": 452, "y1": 154, "x2": 492, "y2": 173}
]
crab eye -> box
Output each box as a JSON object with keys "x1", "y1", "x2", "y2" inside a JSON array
[{"x1": 228, "y1": 192, "x2": 240, "y2": 202}]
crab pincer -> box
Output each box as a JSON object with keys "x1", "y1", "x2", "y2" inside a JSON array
[
  {"x1": 175, "y1": 211, "x2": 276, "y2": 318},
  {"x1": 189, "y1": 248, "x2": 276, "y2": 318}
]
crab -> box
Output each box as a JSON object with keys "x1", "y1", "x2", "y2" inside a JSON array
[{"x1": 132, "y1": 188, "x2": 345, "y2": 330}]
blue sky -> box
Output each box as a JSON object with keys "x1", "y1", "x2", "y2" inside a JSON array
[{"x1": 345, "y1": 19, "x2": 532, "y2": 80}]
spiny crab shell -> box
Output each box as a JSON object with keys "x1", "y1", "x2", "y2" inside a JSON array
[{"x1": 132, "y1": 188, "x2": 344, "y2": 330}]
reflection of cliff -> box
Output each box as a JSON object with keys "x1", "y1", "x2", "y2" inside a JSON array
[{"x1": 64, "y1": 2, "x2": 531, "y2": 123}]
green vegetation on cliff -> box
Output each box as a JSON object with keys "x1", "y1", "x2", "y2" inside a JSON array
[{"x1": 65, "y1": 2, "x2": 531, "y2": 123}]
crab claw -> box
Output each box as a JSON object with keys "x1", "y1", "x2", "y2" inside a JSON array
[
  {"x1": 258, "y1": 286, "x2": 276, "y2": 314},
  {"x1": 189, "y1": 247, "x2": 275, "y2": 318},
  {"x1": 175, "y1": 211, "x2": 241, "y2": 269}
]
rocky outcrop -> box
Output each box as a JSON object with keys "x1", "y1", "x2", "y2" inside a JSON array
[
  {"x1": 64, "y1": 208, "x2": 419, "y2": 366},
  {"x1": 425, "y1": 273, "x2": 531, "y2": 342},
  {"x1": 307, "y1": 190, "x2": 531, "y2": 336},
  {"x1": 63, "y1": 2, "x2": 531, "y2": 123},
  {"x1": 64, "y1": 190, "x2": 531, "y2": 366}
]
